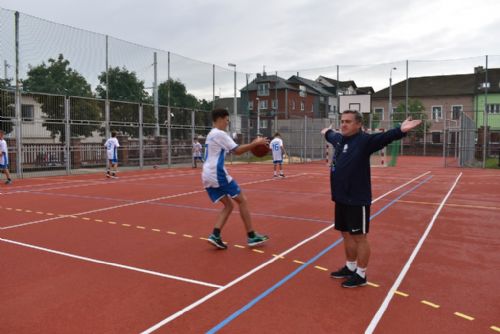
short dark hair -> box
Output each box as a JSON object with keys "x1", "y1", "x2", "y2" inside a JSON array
[
  {"x1": 273, "y1": 132, "x2": 281, "y2": 138},
  {"x1": 212, "y1": 108, "x2": 229, "y2": 122},
  {"x1": 111, "y1": 130, "x2": 117, "y2": 137},
  {"x1": 341, "y1": 110, "x2": 363, "y2": 123}
]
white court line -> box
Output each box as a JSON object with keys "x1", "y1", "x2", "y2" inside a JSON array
[
  {"x1": 140, "y1": 171, "x2": 431, "y2": 334},
  {"x1": 3, "y1": 171, "x2": 200, "y2": 195},
  {"x1": 0, "y1": 173, "x2": 307, "y2": 230},
  {"x1": 0, "y1": 237, "x2": 222, "y2": 289},
  {"x1": 365, "y1": 172, "x2": 462, "y2": 334}
]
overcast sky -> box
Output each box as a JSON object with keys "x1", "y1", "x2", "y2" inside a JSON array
[{"x1": 1, "y1": 0, "x2": 500, "y2": 94}]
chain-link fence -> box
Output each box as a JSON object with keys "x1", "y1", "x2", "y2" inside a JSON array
[{"x1": 1, "y1": 7, "x2": 499, "y2": 179}]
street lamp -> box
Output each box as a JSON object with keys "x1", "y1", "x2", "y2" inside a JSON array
[
  {"x1": 228, "y1": 63, "x2": 237, "y2": 135},
  {"x1": 256, "y1": 97, "x2": 261, "y2": 136},
  {"x1": 389, "y1": 67, "x2": 397, "y2": 122}
]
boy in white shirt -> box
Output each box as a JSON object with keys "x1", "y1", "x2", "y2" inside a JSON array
[
  {"x1": 192, "y1": 139, "x2": 204, "y2": 168},
  {"x1": 0, "y1": 130, "x2": 12, "y2": 185},
  {"x1": 270, "y1": 132, "x2": 287, "y2": 178},
  {"x1": 104, "y1": 131, "x2": 120, "y2": 178},
  {"x1": 203, "y1": 109, "x2": 270, "y2": 249}
]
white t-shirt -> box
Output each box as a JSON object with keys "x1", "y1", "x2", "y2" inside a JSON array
[
  {"x1": 104, "y1": 137, "x2": 120, "y2": 160},
  {"x1": 202, "y1": 128, "x2": 238, "y2": 188},
  {"x1": 0, "y1": 139, "x2": 8, "y2": 165},
  {"x1": 193, "y1": 142, "x2": 203, "y2": 157},
  {"x1": 270, "y1": 137, "x2": 284, "y2": 161}
]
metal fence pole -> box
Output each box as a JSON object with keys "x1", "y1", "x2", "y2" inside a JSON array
[
  {"x1": 14, "y1": 11, "x2": 22, "y2": 178},
  {"x1": 139, "y1": 104, "x2": 144, "y2": 169},
  {"x1": 482, "y1": 55, "x2": 488, "y2": 168},
  {"x1": 167, "y1": 51, "x2": 172, "y2": 168},
  {"x1": 304, "y1": 115, "x2": 307, "y2": 163},
  {"x1": 191, "y1": 108, "x2": 195, "y2": 167},
  {"x1": 64, "y1": 97, "x2": 71, "y2": 175}
]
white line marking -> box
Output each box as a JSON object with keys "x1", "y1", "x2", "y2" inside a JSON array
[
  {"x1": 140, "y1": 171, "x2": 431, "y2": 333},
  {"x1": 365, "y1": 172, "x2": 462, "y2": 334},
  {"x1": 0, "y1": 174, "x2": 307, "y2": 230},
  {"x1": 0, "y1": 237, "x2": 222, "y2": 289}
]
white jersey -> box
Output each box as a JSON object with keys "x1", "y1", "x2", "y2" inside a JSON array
[
  {"x1": 270, "y1": 137, "x2": 284, "y2": 161},
  {"x1": 0, "y1": 139, "x2": 8, "y2": 165},
  {"x1": 104, "y1": 137, "x2": 120, "y2": 160},
  {"x1": 193, "y1": 142, "x2": 203, "y2": 157},
  {"x1": 202, "y1": 128, "x2": 238, "y2": 188}
]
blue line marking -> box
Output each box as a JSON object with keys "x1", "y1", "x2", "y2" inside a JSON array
[{"x1": 206, "y1": 175, "x2": 432, "y2": 333}]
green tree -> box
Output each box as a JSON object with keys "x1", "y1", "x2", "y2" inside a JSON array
[
  {"x1": 96, "y1": 66, "x2": 152, "y2": 137},
  {"x1": 157, "y1": 79, "x2": 211, "y2": 139},
  {"x1": 0, "y1": 78, "x2": 14, "y2": 134},
  {"x1": 393, "y1": 99, "x2": 431, "y2": 139},
  {"x1": 22, "y1": 54, "x2": 101, "y2": 142}
]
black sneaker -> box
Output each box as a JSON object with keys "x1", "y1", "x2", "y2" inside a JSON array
[
  {"x1": 208, "y1": 234, "x2": 227, "y2": 249},
  {"x1": 5, "y1": 179, "x2": 12, "y2": 185},
  {"x1": 341, "y1": 273, "x2": 367, "y2": 288},
  {"x1": 330, "y1": 265, "x2": 355, "y2": 279}
]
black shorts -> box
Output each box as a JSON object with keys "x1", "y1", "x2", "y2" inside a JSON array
[{"x1": 334, "y1": 202, "x2": 370, "y2": 235}]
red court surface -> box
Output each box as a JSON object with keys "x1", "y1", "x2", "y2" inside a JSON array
[{"x1": 1, "y1": 158, "x2": 499, "y2": 333}]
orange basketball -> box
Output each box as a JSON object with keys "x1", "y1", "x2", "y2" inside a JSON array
[{"x1": 251, "y1": 143, "x2": 270, "y2": 157}]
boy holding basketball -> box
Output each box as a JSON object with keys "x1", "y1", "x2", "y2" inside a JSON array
[
  {"x1": 270, "y1": 132, "x2": 287, "y2": 178},
  {"x1": 203, "y1": 108, "x2": 270, "y2": 249},
  {"x1": 322, "y1": 110, "x2": 421, "y2": 288}
]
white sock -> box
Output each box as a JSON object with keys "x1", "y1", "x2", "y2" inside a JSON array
[
  {"x1": 356, "y1": 267, "x2": 367, "y2": 278},
  {"x1": 346, "y1": 261, "x2": 357, "y2": 271}
]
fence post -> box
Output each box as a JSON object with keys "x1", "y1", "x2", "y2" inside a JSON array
[
  {"x1": 64, "y1": 97, "x2": 71, "y2": 175},
  {"x1": 14, "y1": 11, "x2": 23, "y2": 178},
  {"x1": 139, "y1": 104, "x2": 144, "y2": 169},
  {"x1": 191, "y1": 108, "x2": 195, "y2": 167},
  {"x1": 304, "y1": 115, "x2": 307, "y2": 163}
]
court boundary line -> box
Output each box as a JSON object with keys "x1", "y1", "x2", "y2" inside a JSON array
[
  {"x1": 0, "y1": 237, "x2": 222, "y2": 289},
  {"x1": 205, "y1": 175, "x2": 433, "y2": 333},
  {"x1": 365, "y1": 172, "x2": 463, "y2": 334},
  {"x1": 0, "y1": 174, "x2": 307, "y2": 230},
  {"x1": 139, "y1": 171, "x2": 431, "y2": 334}
]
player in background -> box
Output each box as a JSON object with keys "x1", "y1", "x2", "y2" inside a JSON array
[
  {"x1": 192, "y1": 138, "x2": 204, "y2": 168},
  {"x1": 0, "y1": 130, "x2": 12, "y2": 185},
  {"x1": 270, "y1": 132, "x2": 287, "y2": 178},
  {"x1": 104, "y1": 130, "x2": 120, "y2": 179},
  {"x1": 203, "y1": 108, "x2": 270, "y2": 249}
]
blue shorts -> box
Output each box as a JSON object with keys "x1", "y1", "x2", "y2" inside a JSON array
[
  {"x1": 273, "y1": 160, "x2": 283, "y2": 164},
  {"x1": 0, "y1": 163, "x2": 8, "y2": 170},
  {"x1": 206, "y1": 180, "x2": 241, "y2": 203}
]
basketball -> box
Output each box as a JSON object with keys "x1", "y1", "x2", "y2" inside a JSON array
[{"x1": 251, "y1": 143, "x2": 270, "y2": 157}]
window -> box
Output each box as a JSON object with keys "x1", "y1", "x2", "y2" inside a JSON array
[
  {"x1": 272, "y1": 99, "x2": 278, "y2": 109},
  {"x1": 374, "y1": 107, "x2": 384, "y2": 120},
  {"x1": 299, "y1": 85, "x2": 307, "y2": 97},
  {"x1": 487, "y1": 104, "x2": 500, "y2": 114},
  {"x1": 22, "y1": 104, "x2": 34, "y2": 122},
  {"x1": 292, "y1": 100, "x2": 296, "y2": 110},
  {"x1": 259, "y1": 99, "x2": 268, "y2": 109},
  {"x1": 248, "y1": 101, "x2": 253, "y2": 110},
  {"x1": 432, "y1": 106, "x2": 442, "y2": 120},
  {"x1": 451, "y1": 105, "x2": 462, "y2": 120},
  {"x1": 300, "y1": 101, "x2": 304, "y2": 111},
  {"x1": 432, "y1": 132, "x2": 441, "y2": 143},
  {"x1": 260, "y1": 119, "x2": 268, "y2": 129},
  {"x1": 257, "y1": 83, "x2": 270, "y2": 96}
]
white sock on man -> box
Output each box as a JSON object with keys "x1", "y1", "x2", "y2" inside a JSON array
[
  {"x1": 356, "y1": 267, "x2": 367, "y2": 278},
  {"x1": 346, "y1": 261, "x2": 357, "y2": 271}
]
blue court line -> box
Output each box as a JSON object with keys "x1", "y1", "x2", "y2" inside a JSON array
[{"x1": 206, "y1": 174, "x2": 433, "y2": 333}]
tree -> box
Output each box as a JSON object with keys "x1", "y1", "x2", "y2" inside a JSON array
[
  {"x1": 0, "y1": 78, "x2": 14, "y2": 134},
  {"x1": 157, "y1": 79, "x2": 211, "y2": 139},
  {"x1": 393, "y1": 99, "x2": 431, "y2": 140},
  {"x1": 96, "y1": 66, "x2": 151, "y2": 137},
  {"x1": 22, "y1": 54, "x2": 101, "y2": 142}
]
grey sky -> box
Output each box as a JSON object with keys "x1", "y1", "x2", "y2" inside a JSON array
[{"x1": 2, "y1": 0, "x2": 500, "y2": 95}]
